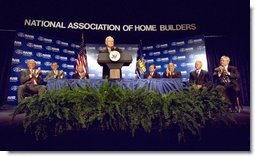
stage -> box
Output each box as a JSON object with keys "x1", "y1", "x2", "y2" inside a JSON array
[
  {"x1": 0, "y1": 106, "x2": 250, "y2": 151},
  {"x1": 0, "y1": 0, "x2": 250, "y2": 152}
]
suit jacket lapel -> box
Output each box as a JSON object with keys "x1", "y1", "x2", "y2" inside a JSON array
[
  {"x1": 194, "y1": 71, "x2": 198, "y2": 79},
  {"x1": 227, "y1": 66, "x2": 232, "y2": 72},
  {"x1": 27, "y1": 69, "x2": 31, "y2": 76},
  {"x1": 50, "y1": 71, "x2": 53, "y2": 76},
  {"x1": 106, "y1": 47, "x2": 110, "y2": 53}
]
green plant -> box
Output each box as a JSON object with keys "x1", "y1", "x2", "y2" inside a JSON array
[{"x1": 13, "y1": 81, "x2": 235, "y2": 142}]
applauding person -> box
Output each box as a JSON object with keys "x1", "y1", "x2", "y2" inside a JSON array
[
  {"x1": 72, "y1": 65, "x2": 89, "y2": 79},
  {"x1": 163, "y1": 63, "x2": 182, "y2": 78},
  {"x1": 18, "y1": 59, "x2": 46, "y2": 104},
  {"x1": 213, "y1": 56, "x2": 240, "y2": 112},
  {"x1": 46, "y1": 62, "x2": 65, "y2": 81}
]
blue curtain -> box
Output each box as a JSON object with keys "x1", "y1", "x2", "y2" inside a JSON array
[
  {"x1": 205, "y1": 36, "x2": 250, "y2": 106},
  {"x1": 0, "y1": 31, "x2": 15, "y2": 106}
]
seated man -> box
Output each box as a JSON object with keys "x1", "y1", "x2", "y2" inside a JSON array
[
  {"x1": 46, "y1": 62, "x2": 65, "y2": 81},
  {"x1": 144, "y1": 64, "x2": 160, "y2": 79},
  {"x1": 213, "y1": 56, "x2": 240, "y2": 112},
  {"x1": 72, "y1": 65, "x2": 89, "y2": 79},
  {"x1": 18, "y1": 59, "x2": 46, "y2": 104},
  {"x1": 189, "y1": 60, "x2": 209, "y2": 90},
  {"x1": 162, "y1": 63, "x2": 182, "y2": 78}
]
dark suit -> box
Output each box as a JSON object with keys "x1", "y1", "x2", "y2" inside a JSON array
[
  {"x1": 144, "y1": 71, "x2": 160, "y2": 79},
  {"x1": 98, "y1": 47, "x2": 123, "y2": 79},
  {"x1": 72, "y1": 72, "x2": 89, "y2": 79},
  {"x1": 213, "y1": 65, "x2": 240, "y2": 110},
  {"x1": 189, "y1": 69, "x2": 209, "y2": 86},
  {"x1": 18, "y1": 69, "x2": 46, "y2": 103},
  {"x1": 162, "y1": 71, "x2": 182, "y2": 78},
  {"x1": 45, "y1": 70, "x2": 66, "y2": 81}
]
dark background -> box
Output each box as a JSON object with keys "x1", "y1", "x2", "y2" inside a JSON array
[{"x1": 0, "y1": 0, "x2": 250, "y2": 106}]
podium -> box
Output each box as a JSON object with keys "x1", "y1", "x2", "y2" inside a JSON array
[{"x1": 97, "y1": 52, "x2": 132, "y2": 79}]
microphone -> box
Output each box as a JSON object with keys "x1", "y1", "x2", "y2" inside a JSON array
[{"x1": 111, "y1": 47, "x2": 116, "y2": 51}]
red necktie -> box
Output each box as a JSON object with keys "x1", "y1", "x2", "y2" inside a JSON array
[{"x1": 31, "y1": 70, "x2": 36, "y2": 85}]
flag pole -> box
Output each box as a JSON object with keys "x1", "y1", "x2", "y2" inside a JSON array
[
  {"x1": 79, "y1": 31, "x2": 85, "y2": 54},
  {"x1": 81, "y1": 31, "x2": 84, "y2": 48},
  {"x1": 136, "y1": 39, "x2": 144, "y2": 79}
]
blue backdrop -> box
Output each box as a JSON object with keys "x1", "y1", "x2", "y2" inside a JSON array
[
  {"x1": 7, "y1": 29, "x2": 80, "y2": 105},
  {"x1": 141, "y1": 35, "x2": 208, "y2": 81},
  {"x1": 7, "y1": 30, "x2": 207, "y2": 105},
  {"x1": 7, "y1": 29, "x2": 138, "y2": 105}
]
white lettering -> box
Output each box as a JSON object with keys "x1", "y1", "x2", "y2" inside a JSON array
[{"x1": 134, "y1": 25, "x2": 157, "y2": 31}]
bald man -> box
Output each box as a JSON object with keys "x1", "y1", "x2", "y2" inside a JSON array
[
  {"x1": 162, "y1": 63, "x2": 182, "y2": 78},
  {"x1": 98, "y1": 36, "x2": 123, "y2": 79},
  {"x1": 189, "y1": 60, "x2": 209, "y2": 89},
  {"x1": 18, "y1": 59, "x2": 46, "y2": 104}
]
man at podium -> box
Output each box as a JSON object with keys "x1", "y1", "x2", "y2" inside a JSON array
[{"x1": 99, "y1": 36, "x2": 123, "y2": 79}]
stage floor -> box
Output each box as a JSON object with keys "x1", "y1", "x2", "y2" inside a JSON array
[{"x1": 0, "y1": 106, "x2": 250, "y2": 151}]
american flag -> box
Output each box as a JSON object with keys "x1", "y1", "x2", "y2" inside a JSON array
[
  {"x1": 75, "y1": 32, "x2": 87, "y2": 73},
  {"x1": 76, "y1": 47, "x2": 87, "y2": 73}
]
